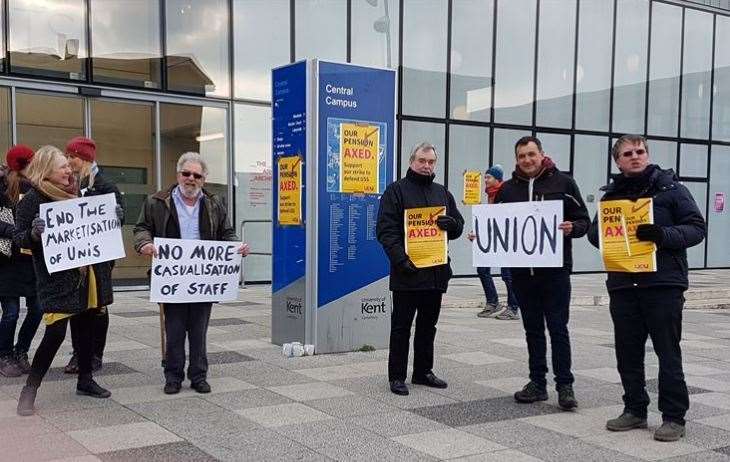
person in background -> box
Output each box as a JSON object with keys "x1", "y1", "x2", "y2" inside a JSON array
[
  {"x1": 0, "y1": 146, "x2": 42, "y2": 377},
  {"x1": 63, "y1": 136, "x2": 124, "y2": 374},
  {"x1": 468, "y1": 165, "x2": 520, "y2": 320},
  {"x1": 15, "y1": 146, "x2": 112, "y2": 416}
]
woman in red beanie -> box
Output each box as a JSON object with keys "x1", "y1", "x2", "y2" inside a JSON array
[
  {"x1": 0, "y1": 145, "x2": 42, "y2": 377},
  {"x1": 63, "y1": 136, "x2": 124, "y2": 374}
]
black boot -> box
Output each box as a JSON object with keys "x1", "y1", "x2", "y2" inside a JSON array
[
  {"x1": 77, "y1": 375, "x2": 111, "y2": 398},
  {"x1": 17, "y1": 385, "x2": 37, "y2": 416}
]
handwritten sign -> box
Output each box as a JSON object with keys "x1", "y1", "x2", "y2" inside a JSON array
[
  {"x1": 39, "y1": 193, "x2": 124, "y2": 273},
  {"x1": 339, "y1": 122, "x2": 379, "y2": 194},
  {"x1": 278, "y1": 156, "x2": 302, "y2": 225},
  {"x1": 150, "y1": 238, "x2": 243, "y2": 303},
  {"x1": 463, "y1": 171, "x2": 482, "y2": 205},
  {"x1": 404, "y1": 206, "x2": 447, "y2": 268},
  {"x1": 598, "y1": 198, "x2": 656, "y2": 272},
  {"x1": 472, "y1": 201, "x2": 563, "y2": 267}
]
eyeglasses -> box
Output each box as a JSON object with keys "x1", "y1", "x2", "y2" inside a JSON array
[
  {"x1": 621, "y1": 149, "x2": 647, "y2": 158},
  {"x1": 180, "y1": 170, "x2": 204, "y2": 180}
]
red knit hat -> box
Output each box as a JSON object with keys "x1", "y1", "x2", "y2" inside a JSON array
[
  {"x1": 5, "y1": 145, "x2": 34, "y2": 172},
  {"x1": 65, "y1": 136, "x2": 96, "y2": 162}
]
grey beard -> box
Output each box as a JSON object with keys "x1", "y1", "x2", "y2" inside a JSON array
[{"x1": 181, "y1": 185, "x2": 201, "y2": 199}]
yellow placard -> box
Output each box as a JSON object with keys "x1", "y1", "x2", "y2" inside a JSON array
[
  {"x1": 278, "y1": 156, "x2": 302, "y2": 226},
  {"x1": 339, "y1": 123, "x2": 379, "y2": 194},
  {"x1": 598, "y1": 198, "x2": 657, "y2": 272},
  {"x1": 404, "y1": 206, "x2": 447, "y2": 268},
  {"x1": 463, "y1": 171, "x2": 482, "y2": 205}
]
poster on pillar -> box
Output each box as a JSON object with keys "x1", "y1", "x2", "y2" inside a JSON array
[{"x1": 316, "y1": 61, "x2": 396, "y2": 352}]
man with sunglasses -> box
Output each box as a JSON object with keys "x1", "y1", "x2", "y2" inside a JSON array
[
  {"x1": 133, "y1": 152, "x2": 250, "y2": 395},
  {"x1": 588, "y1": 135, "x2": 706, "y2": 442}
]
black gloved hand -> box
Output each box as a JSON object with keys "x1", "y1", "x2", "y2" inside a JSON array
[
  {"x1": 31, "y1": 216, "x2": 45, "y2": 241},
  {"x1": 635, "y1": 223, "x2": 663, "y2": 244},
  {"x1": 398, "y1": 259, "x2": 418, "y2": 275},
  {"x1": 436, "y1": 215, "x2": 457, "y2": 232}
]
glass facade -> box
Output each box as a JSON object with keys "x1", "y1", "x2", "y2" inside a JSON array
[{"x1": 0, "y1": 0, "x2": 727, "y2": 283}]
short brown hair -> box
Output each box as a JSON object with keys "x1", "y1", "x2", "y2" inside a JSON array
[{"x1": 612, "y1": 135, "x2": 649, "y2": 160}]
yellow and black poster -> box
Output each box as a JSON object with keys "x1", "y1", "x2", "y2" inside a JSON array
[
  {"x1": 598, "y1": 198, "x2": 656, "y2": 272},
  {"x1": 463, "y1": 171, "x2": 482, "y2": 205},
  {"x1": 277, "y1": 156, "x2": 302, "y2": 226},
  {"x1": 339, "y1": 122, "x2": 379, "y2": 194},
  {"x1": 404, "y1": 206, "x2": 447, "y2": 268}
]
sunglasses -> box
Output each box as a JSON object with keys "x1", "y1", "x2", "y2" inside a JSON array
[
  {"x1": 621, "y1": 149, "x2": 647, "y2": 158},
  {"x1": 180, "y1": 170, "x2": 204, "y2": 180}
]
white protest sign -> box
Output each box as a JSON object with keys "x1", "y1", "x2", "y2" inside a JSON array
[
  {"x1": 150, "y1": 238, "x2": 243, "y2": 303},
  {"x1": 472, "y1": 200, "x2": 564, "y2": 268},
  {"x1": 40, "y1": 193, "x2": 125, "y2": 273}
]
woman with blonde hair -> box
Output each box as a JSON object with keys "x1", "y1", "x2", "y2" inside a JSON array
[{"x1": 13, "y1": 145, "x2": 112, "y2": 416}]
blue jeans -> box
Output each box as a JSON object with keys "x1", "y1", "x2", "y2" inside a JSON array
[
  {"x1": 0, "y1": 296, "x2": 43, "y2": 356},
  {"x1": 477, "y1": 267, "x2": 519, "y2": 310}
]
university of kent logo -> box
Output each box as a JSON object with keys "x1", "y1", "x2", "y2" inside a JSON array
[
  {"x1": 286, "y1": 297, "x2": 303, "y2": 318},
  {"x1": 361, "y1": 297, "x2": 387, "y2": 319}
]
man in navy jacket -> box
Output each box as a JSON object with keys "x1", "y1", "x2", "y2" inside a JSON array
[{"x1": 588, "y1": 135, "x2": 706, "y2": 442}]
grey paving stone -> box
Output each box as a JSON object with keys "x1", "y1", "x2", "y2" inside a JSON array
[
  {"x1": 519, "y1": 438, "x2": 643, "y2": 462},
  {"x1": 40, "y1": 405, "x2": 147, "y2": 432},
  {"x1": 666, "y1": 452, "x2": 730, "y2": 462},
  {"x1": 98, "y1": 441, "x2": 217, "y2": 461},
  {"x1": 458, "y1": 419, "x2": 570, "y2": 449},
  {"x1": 393, "y1": 428, "x2": 505, "y2": 459},
  {"x1": 268, "y1": 382, "x2": 354, "y2": 401},
  {"x1": 237, "y1": 402, "x2": 333, "y2": 427},
  {"x1": 683, "y1": 422, "x2": 730, "y2": 450},
  {"x1": 346, "y1": 410, "x2": 449, "y2": 437},
  {"x1": 203, "y1": 388, "x2": 293, "y2": 411},
  {"x1": 208, "y1": 317, "x2": 252, "y2": 326},
  {"x1": 206, "y1": 350, "x2": 256, "y2": 364},
  {"x1": 411, "y1": 396, "x2": 561, "y2": 427},
  {"x1": 315, "y1": 435, "x2": 436, "y2": 462},
  {"x1": 113, "y1": 311, "x2": 158, "y2": 318},
  {"x1": 307, "y1": 394, "x2": 398, "y2": 417},
  {"x1": 645, "y1": 378, "x2": 711, "y2": 395},
  {"x1": 43, "y1": 362, "x2": 140, "y2": 382},
  {"x1": 67, "y1": 421, "x2": 182, "y2": 454}
]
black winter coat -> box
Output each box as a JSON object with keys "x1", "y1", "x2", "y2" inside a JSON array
[
  {"x1": 587, "y1": 165, "x2": 706, "y2": 292},
  {"x1": 0, "y1": 177, "x2": 35, "y2": 297},
  {"x1": 377, "y1": 168, "x2": 464, "y2": 293},
  {"x1": 495, "y1": 164, "x2": 590, "y2": 273},
  {"x1": 13, "y1": 187, "x2": 114, "y2": 314}
]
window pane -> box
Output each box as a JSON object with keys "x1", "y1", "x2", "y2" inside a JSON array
[
  {"x1": 90, "y1": 100, "x2": 156, "y2": 284},
  {"x1": 0, "y1": 89, "x2": 11, "y2": 152},
  {"x1": 494, "y1": 0, "x2": 536, "y2": 125},
  {"x1": 713, "y1": 15, "x2": 730, "y2": 141},
  {"x1": 295, "y1": 0, "x2": 346, "y2": 61},
  {"x1": 402, "y1": 0, "x2": 447, "y2": 117},
  {"x1": 492, "y1": 128, "x2": 530, "y2": 174},
  {"x1": 573, "y1": 135, "x2": 608, "y2": 271},
  {"x1": 683, "y1": 181, "x2": 706, "y2": 268},
  {"x1": 233, "y1": 0, "x2": 289, "y2": 101},
  {"x1": 681, "y1": 9, "x2": 713, "y2": 139},
  {"x1": 90, "y1": 0, "x2": 162, "y2": 89},
  {"x1": 16, "y1": 92, "x2": 84, "y2": 149},
  {"x1": 166, "y1": 0, "x2": 230, "y2": 98},
  {"x1": 161, "y1": 104, "x2": 228, "y2": 200},
  {"x1": 8, "y1": 0, "x2": 87, "y2": 80},
  {"x1": 708, "y1": 145, "x2": 730, "y2": 267},
  {"x1": 235, "y1": 104, "x2": 272, "y2": 282},
  {"x1": 400, "y1": 121, "x2": 445, "y2": 184},
  {"x1": 536, "y1": 0, "x2": 576, "y2": 128},
  {"x1": 447, "y1": 125, "x2": 489, "y2": 276},
  {"x1": 648, "y1": 139, "x2": 677, "y2": 172},
  {"x1": 646, "y1": 3, "x2": 681, "y2": 137},
  {"x1": 680, "y1": 143, "x2": 708, "y2": 178},
  {"x1": 536, "y1": 132, "x2": 570, "y2": 172},
  {"x1": 575, "y1": 0, "x2": 613, "y2": 131},
  {"x1": 612, "y1": 0, "x2": 648, "y2": 134},
  {"x1": 449, "y1": 0, "x2": 493, "y2": 122},
  {"x1": 351, "y1": 0, "x2": 399, "y2": 69}
]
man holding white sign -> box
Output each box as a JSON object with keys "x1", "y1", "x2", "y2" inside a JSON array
[
  {"x1": 133, "y1": 152, "x2": 249, "y2": 395},
  {"x1": 493, "y1": 136, "x2": 589, "y2": 411}
]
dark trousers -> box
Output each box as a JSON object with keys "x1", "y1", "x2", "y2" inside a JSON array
[
  {"x1": 512, "y1": 269, "x2": 573, "y2": 390},
  {"x1": 476, "y1": 267, "x2": 519, "y2": 308},
  {"x1": 388, "y1": 290, "x2": 442, "y2": 382},
  {"x1": 163, "y1": 302, "x2": 212, "y2": 384},
  {"x1": 609, "y1": 287, "x2": 689, "y2": 425},
  {"x1": 70, "y1": 308, "x2": 109, "y2": 360},
  {"x1": 27, "y1": 310, "x2": 95, "y2": 388},
  {"x1": 0, "y1": 296, "x2": 42, "y2": 356}
]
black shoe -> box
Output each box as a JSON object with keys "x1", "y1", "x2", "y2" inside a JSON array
[
  {"x1": 17, "y1": 385, "x2": 37, "y2": 416},
  {"x1": 390, "y1": 380, "x2": 409, "y2": 395},
  {"x1": 514, "y1": 381, "x2": 548, "y2": 403},
  {"x1": 557, "y1": 384, "x2": 578, "y2": 411},
  {"x1": 14, "y1": 351, "x2": 31, "y2": 375},
  {"x1": 77, "y1": 378, "x2": 111, "y2": 398},
  {"x1": 64, "y1": 353, "x2": 79, "y2": 374},
  {"x1": 412, "y1": 372, "x2": 448, "y2": 389},
  {"x1": 191, "y1": 380, "x2": 211, "y2": 394},
  {"x1": 164, "y1": 382, "x2": 181, "y2": 395},
  {"x1": 654, "y1": 421, "x2": 686, "y2": 442},
  {"x1": 606, "y1": 412, "x2": 648, "y2": 432},
  {"x1": 91, "y1": 356, "x2": 103, "y2": 372},
  {"x1": 0, "y1": 355, "x2": 22, "y2": 377}
]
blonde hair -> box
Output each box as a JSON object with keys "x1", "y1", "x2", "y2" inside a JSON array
[
  {"x1": 76, "y1": 159, "x2": 96, "y2": 189},
  {"x1": 26, "y1": 145, "x2": 66, "y2": 186}
]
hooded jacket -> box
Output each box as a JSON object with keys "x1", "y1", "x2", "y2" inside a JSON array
[
  {"x1": 377, "y1": 168, "x2": 464, "y2": 292},
  {"x1": 494, "y1": 157, "x2": 590, "y2": 272},
  {"x1": 587, "y1": 165, "x2": 706, "y2": 292}
]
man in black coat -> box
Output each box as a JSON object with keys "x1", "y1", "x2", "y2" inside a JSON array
[
  {"x1": 377, "y1": 142, "x2": 464, "y2": 396},
  {"x1": 495, "y1": 136, "x2": 589, "y2": 411},
  {"x1": 587, "y1": 135, "x2": 706, "y2": 442}
]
